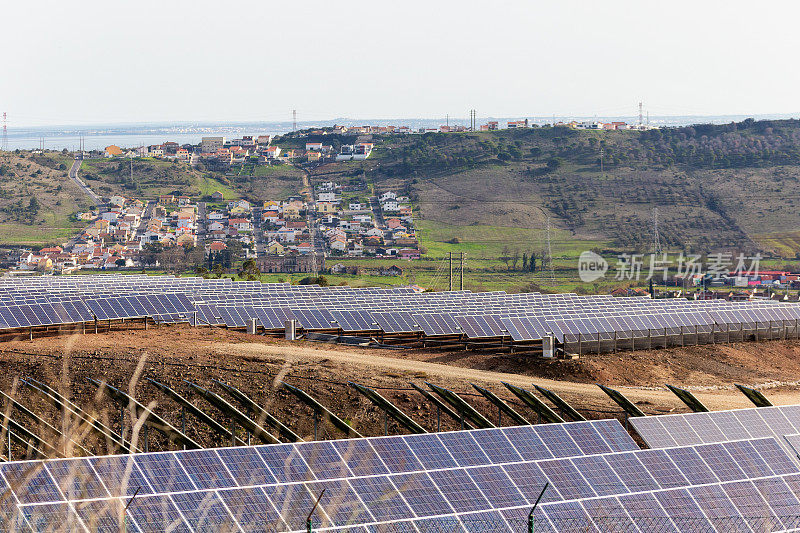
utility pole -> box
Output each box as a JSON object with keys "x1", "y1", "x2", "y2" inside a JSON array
[
  {"x1": 652, "y1": 207, "x2": 661, "y2": 255},
  {"x1": 638, "y1": 102, "x2": 643, "y2": 129},
  {"x1": 460, "y1": 252, "x2": 464, "y2": 291},
  {"x1": 546, "y1": 216, "x2": 555, "y2": 282},
  {"x1": 1, "y1": 112, "x2": 7, "y2": 151},
  {"x1": 448, "y1": 252, "x2": 453, "y2": 291}
]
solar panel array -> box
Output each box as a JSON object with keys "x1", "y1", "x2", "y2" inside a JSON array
[
  {"x1": 0, "y1": 275, "x2": 798, "y2": 354},
  {"x1": 4, "y1": 420, "x2": 637, "y2": 531},
  {"x1": 631, "y1": 404, "x2": 800, "y2": 454},
  {"x1": 6, "y1": 409, "x2": 800, "y2": 531}
]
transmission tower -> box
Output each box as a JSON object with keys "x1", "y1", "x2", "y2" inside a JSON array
[
  {"x1": 546, "y1": 216, "x2": 555, "y2": 282},
  {"x1": 292, "y1": 109, "x2": 297, "y2": 132},
  {"x1": 1, "y1": 112, "x2": 7, "y2": 151},
  {"x1": 652, "y1": 207, "x2": 662, "y2": 255},
  {"x1": 638, "y1": 102, "x2": 643, "y2": 129}
]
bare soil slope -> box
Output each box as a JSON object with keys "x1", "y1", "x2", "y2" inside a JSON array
[{"x1": 1, "y1": 325, "x2": 800, "y2": 458}]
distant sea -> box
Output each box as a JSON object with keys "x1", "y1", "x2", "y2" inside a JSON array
[{"x1": 5, "y1": 114, "x2": 800, "y2": 151}]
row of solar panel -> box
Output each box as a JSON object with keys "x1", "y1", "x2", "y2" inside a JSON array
[
  {"x1": 518, "y1": 472, "x2": 800, "y2": 533},
  {"x1": 0, "y1": 421, "x2": 637, "y2": 506},
  {"x1": 83, "y1": 294, "x2": 195, "y2": 321},
  {"x1": 0, "y1": 294, "x2": 195, "y2": 330},
  {"x1": 0, "y1": 301, "x2": 93, "y2": 329},
  {"x1": 191, "y1": 303, "x2": 800, "y2": 345},
  {"x1": 9, "y1": 436, "x2": 796, "y2": 532},
  {"x1": 631, "y1": 404, "x2": 800, "y2": 452}
]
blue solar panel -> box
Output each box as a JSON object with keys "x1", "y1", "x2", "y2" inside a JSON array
[
  {"x1": 1, "y1": 462, "x2": 64, "y2": 504},
  {"x1": 465, "y1": 466, "x2": 526, "y2": 508},
  {"x1": 428, "y1": 468, "x2": 491, "y2": 512},
  {"x1": 176, "y1": 449, "x2": 237, "y2": 490},
  {"x1": 331, "y1": 439, "x2": 389, "y2": 477},
  {"x1": 402, "y1": 434, "x2": 459, "y2": 470},
  {"x1": 134, "y1": 452, "x2": 196, "y2": 493},
  {"x1": 216, "y1": 446, "x2": 277, "y2": 486},
  {"x1": 369, "y1": 436, "x2": 424, "y2": 473},
  {"x1": 437, "y1": 431, "x2": 491, "y2": 467},
  {"x1": 256, "y1": 444, "x2": 312, "y2": 483}
]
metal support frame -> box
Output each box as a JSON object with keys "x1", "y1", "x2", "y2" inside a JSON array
[
  {"x1": 426, "y1": 382, "x2": 495, "y2": 429},
  {"x1": 409, "y1": 382, "x2": 469, "y2": 430},
  {"x1": 531, "y1": 384, "x2": 586, "y2": 422},
  {"x1": 664, "y1": 384, "x2": 709, "y2": 413},
  {"x1": 596, "y1": 383, "x2": 646, "y2": 418},
  {"x1": 349, "y1": 382, "x2": 426, "y2": 434},
  {"x1": 24, "y1": 378, "x2": 134, "y2": 453},
  {"x1": 213, "y1": 380, "x2": 302, "y2": 442},
  {"x1": 281, "y1": 382, "x2": 364, "y2": 439},
  {"x1": 147, "y1": 378, "x2": 247, "y2": 446},
  {"x1": 90, "y1": 379, "x2": 201, "y2": 449},
  {"x1": 502, "y1": 382, "x2": 563, "y2": 424},
  {"x1": 185, "y1": 381, "x2": 280, "y2": 444},
  {"x1": 734, "y1": 383, "x2": 773, "y2": 407},
  {"x1": 470, "y1": 384, "x2": 530, "y2": 425}
]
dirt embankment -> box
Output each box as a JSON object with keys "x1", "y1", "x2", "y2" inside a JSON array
[{"x1": 0, "y1": 325, "x2": 799, "y2": 458}]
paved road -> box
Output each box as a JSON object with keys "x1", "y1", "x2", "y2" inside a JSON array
[
  {"x1": 135, "y1": 200, "x2": 156, "y2": 240},
  {"x1": 69, "y1": 157, "x2": 102, "y2": 205},
  {"x1": 369, "y1": 196, "x2": 385, "y2": 228},
  {"x1": 295, "y1": 164, "x2": 326, "y2": 260},
  {"x1": 197, "y1": 201, "x2": 207, "y2": 237}
]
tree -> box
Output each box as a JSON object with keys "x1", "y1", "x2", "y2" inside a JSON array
[
  {"x1": 522, "y1": 253, "x2": 528, "y2": 271},
  {"x1": 499, "y1": 246, "x2": 512, "y2": 270},
  {"x1": 510, "y1": 249, "x2": 521, "y2": 271},
  {"x1": 546, "y1": 157, "x2": 564, "y2": 171},
  {"x1": 529, "y1": 251, "x2": 537, "y2": 272}
]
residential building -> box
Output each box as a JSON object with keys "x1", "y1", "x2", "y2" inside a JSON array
[{"x1": 200, "y1": 137, "x2": 225, "y2": 153}]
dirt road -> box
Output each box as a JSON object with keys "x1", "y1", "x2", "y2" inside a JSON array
[{"x1": 220, "y1": 342, "x2": 783, "y2": 412}]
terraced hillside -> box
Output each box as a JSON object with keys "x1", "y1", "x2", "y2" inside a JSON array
[{"x1": 305, "y1": 119, "x2": 800, "y2": 257}]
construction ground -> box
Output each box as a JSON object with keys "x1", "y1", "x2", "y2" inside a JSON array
[{"x1": 1, "y1": 324, "x2": 799, "y2": 457}]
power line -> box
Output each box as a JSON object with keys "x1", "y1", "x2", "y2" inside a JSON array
[
  {"x1": 546, "y1": 216, "x2": 555, "y2": 282},
  {"x1": 652, "y1": 207, "x2": 662, "y2": 255}
]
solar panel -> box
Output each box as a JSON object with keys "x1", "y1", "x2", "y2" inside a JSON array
[{"x1": 631, "y1": 405, "x2": 800, "y2": 458}]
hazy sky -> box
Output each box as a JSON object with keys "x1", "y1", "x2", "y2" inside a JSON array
[{"x1": 3, "y1": 0, "x2": 800, "y2": 126}]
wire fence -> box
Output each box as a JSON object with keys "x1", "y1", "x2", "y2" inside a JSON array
[{"x1": 395, "y1": 514, "x2": 796, "y2": 532}]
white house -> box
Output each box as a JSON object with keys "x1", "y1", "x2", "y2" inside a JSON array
[
  {"x1": 379, "y1": 191, "x2": 397, "y2": 202},
  {"x1": 330, "y1": 236, "x2": 347, "y2": 252},
  {"x1": 349, "y1": 202, "x2": 364, "y2": 210},
  {"x1": 229, "y1": 218, "x2": 253, "y2": 231},
  {"x1": 317, "y1": 191, "x2": 339, "y2": 203},
  {"x1": 381, "y1": 200, "x2": 399, "y2": 212},
  {"x1": 277, "y1": 227, "x2": 297, "y2": 242},
  {"x1": 208, "y1": 221, "x2": 226, "y2": 232}
]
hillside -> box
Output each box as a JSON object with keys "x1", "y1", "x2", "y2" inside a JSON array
[
  {"x1": 79, "y1": 158, "x2": 304, "y2": 203},
  {"x1": 0, "y1": 152, "x2": 87, "y2": 245},
  {"x1": 298, "y1": 119, "x2": 800, "y2": 258}
]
